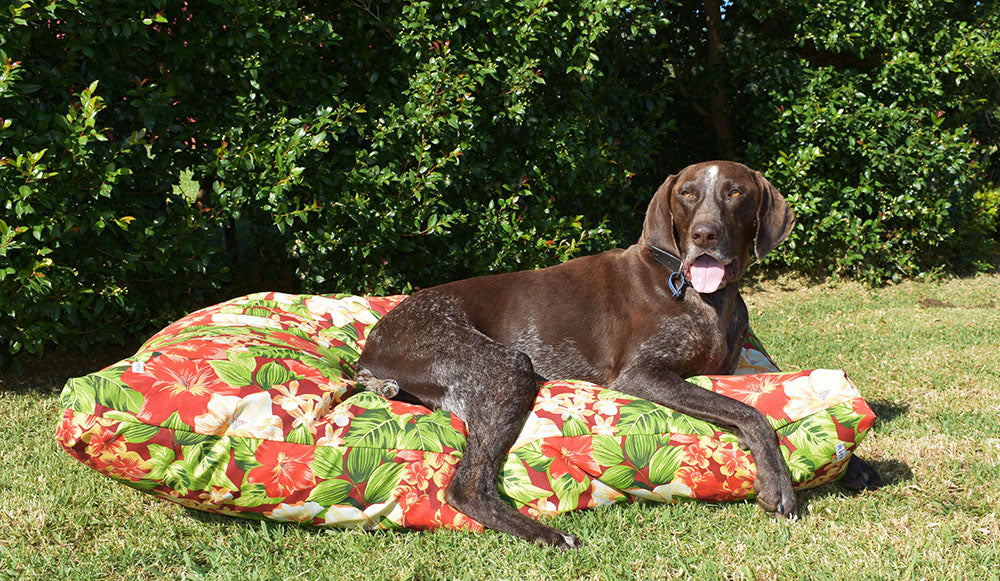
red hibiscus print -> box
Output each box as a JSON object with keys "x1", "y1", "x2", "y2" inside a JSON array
[
  {"x1": 541, "y1": 437, "x2": 601, "y2": 482},
  {"x1": 247, "y1": 440, "x2": 316, "y2": 498},
  {"x1": 123, "y1": 353, "x2": 240, "y2": 425}
]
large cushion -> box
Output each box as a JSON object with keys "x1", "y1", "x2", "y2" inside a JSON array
[{"x1": 55, "y1": 292, "x2": 875, "y2": 531}]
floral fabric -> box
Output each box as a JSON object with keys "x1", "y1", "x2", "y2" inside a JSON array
[{"x1": 55, "y1": 292, "x2": 875, "y2": 532}]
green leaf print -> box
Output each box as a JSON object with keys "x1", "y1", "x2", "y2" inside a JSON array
[
  {"x1": 182, "y1": 438, "x2": 237, "y2": 491},
  {"x1": 511, "y1": 440, "x2": 553, "y2": 472},
  {"x1": 783, "y1": 450, "x2": 819, "y2": 482},
  {"x1": 255, "y1": 361, "x2": 296, "y2": 390},
  {"x1": 617, "y1": 399, "x2": 673, "y2": 435},
  {"x1": 286, "y1": 424, "x2": 315, "y2": 446},
  {"x1": 665, "y1": 411, "x2": 717, "y2": 436},
  {"x1": 829, "y1": 402, "x2": 862, "y2": 430},
  {"x1": 343, "y1": 408, "x2": 406, "y2": 449},
  {"x1": 61, "y1": 377, "x2": 97, "y2": 414},
  {"x1": 648, "y1": 446, "x2": 683, "y2": 485},
  {"x1": 561, "y1": 416, "x2": 590, "y2": 437},
  {"x1": 623, "y1": 435, "x2": 657, "y2": 467},
  {"x1": 345, "y1": 391, "x2": 391, "y2": 410},
  {"x1": 307, "y1": 478, "x2": 352, "y2": 507},
  {"x1": 232, "y1": 483, "x2": 285, "y2": 508},
  {"x1": 780, "y1": 414, "x2": 839, "y2": 471},
  {"x1": 598, "y1": 464, "x2": 637, "y2": 489},
  {"x1": 687, "y1": 376, "x2": 714, "y2": 390},
  {"x1": 551, "y1": 473, "x2": 590, "y2": 513},
  {"x1": 90, "y1": 374, "x2": 143, "y2": 414},
  {"x1": 209, "y1": 352, "x2": 256, "y2": 388},
  {"x1": 231, "y1": 437, "x2": 261, "y2": 472},
  {"x1": 118, "y1": 421, "x2": 161, "y2": 444},
  {"x1": 591, "y1": 435, "x2": 625, "y2": 467},
  {"x1": 312, "y1": 446, "x2": 345, "y2": 479},
  {"x1": 498, "y1": 458, "x2": 552, "y2": 507},
  {"x1": 346, "y1": 446, "x2": 384, "y2": 484},
  {"x1": 363, "y1": 461, "x2": 406, "y2": 504},
  {"x1": 145, "y1": 444, "x2": 177, "y2": 481},
  {"x1": 396, "y1": 412, "x2": 466, "y2": 453}
]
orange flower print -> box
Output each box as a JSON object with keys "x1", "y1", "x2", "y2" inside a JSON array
[
  {"x1": 55, "y1": 411, "x2": 89, "y2": 447},
  {"x1": 84, "y1": 422, "x2": 127, "y2": 460},
  {"x1": 711, "y1": 442, "x2": 754, "y2": 478},
  {"x1": 101, "y1": 451, "x2": 151, "y2": 481},
  {"x1": 124, "y1": 353, "x2": 240, "y2": 425},
  {"x1": 541, "y1": 437, "x2": 601, "y2": 482},
  {"x1": 247, "y1": 440, "x2": 316, "y2": 498},
  {"x1": 683, "y1": 441, "x2": 713, "y2": 470}
]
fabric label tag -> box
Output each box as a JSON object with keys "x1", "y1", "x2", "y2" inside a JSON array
[{"x1": 835, "y1": 442, "x2": 847, "y2": 462}]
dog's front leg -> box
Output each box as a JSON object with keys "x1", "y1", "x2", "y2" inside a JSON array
[{"x1": 610, "y1": 362, "x2": 798, "y2": 519}]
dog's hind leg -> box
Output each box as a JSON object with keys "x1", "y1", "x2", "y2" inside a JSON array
[
  {"x1": 356, "y1": 295, "x2": 582, "y2": 549},
  {"x1": 440, "y1": 346, "x2": 582, "y2": 550}
]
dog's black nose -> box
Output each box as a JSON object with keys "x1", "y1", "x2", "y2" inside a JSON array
[{"x1": 691, "y1": 221, "x2": 720, "y2": 249}]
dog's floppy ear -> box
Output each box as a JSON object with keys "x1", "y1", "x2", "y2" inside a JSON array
[
  {"x1": 753, "y1": 171, "x2": 795, "y2": 259},
  {"x1": 639, "y1": 174, "x2": 681, "y2": 255}
]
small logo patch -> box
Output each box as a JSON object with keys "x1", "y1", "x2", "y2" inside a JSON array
[
  {"x1": 131, "y1": 360, "x2": 146, "y2": 374},
  {"x1": 835, "y1": 442, "x2": 848, "y2": 462}
]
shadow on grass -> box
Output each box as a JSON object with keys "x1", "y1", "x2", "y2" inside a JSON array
[
  {"x1": 868, "y1": 398, "x2": 909, "y2": 426},
  {"x1": 0, "y1": 340, "x2": 143, "y2": 395}
]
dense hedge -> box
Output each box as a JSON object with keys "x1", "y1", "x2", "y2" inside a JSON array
[{"x1": 1, "y1": 1, "x2": 998, "y2": 370}]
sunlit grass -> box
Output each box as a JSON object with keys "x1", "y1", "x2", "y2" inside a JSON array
[{"x1": 2, "y1": 274, "x2": 998, "y2": 579}]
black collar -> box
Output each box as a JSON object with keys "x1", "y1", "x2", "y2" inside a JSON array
[{"x1": 646, "y1": 245, "x2": 688, "y2": 298}]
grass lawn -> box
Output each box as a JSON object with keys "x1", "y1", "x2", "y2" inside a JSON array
[{"x1": 2, "y1": 274, "x2": 998, "y2": 580}]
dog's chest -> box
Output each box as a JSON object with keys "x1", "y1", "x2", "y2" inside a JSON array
[{"x1": 634, "y1": 293, "x2": 747, "y2": 378}]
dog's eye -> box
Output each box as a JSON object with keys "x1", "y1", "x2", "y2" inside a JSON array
[
  {"x1": 680, "y1": 190, "x2": 693, "y2": 198},
  {"x1": 729, "y1": 189, "x2": 742, "y2": 198}
]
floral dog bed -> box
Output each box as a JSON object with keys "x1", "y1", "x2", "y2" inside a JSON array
[{"x1": 56, "y1": 292, "x2": 875, "y2": 531}]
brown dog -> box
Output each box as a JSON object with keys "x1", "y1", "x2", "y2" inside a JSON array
[{"x1": 356, "y1": 161, "x2": 880, "y2": 548}]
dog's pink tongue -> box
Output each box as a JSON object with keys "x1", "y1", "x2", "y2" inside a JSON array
[{"x1": 689, "y1": 255, "x2": 725, "y2": 294}]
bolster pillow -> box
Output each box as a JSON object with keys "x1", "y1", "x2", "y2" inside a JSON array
[{"x1": 55, "y1": 292, "x2": 875, "y2": 531}]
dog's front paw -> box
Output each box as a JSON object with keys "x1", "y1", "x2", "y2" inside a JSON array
[
  {"x1": 532, "y1": 527, "x2": 583, "y2": 550},
  {"x1": 840, "y1": 455, "x2": 883, "y2": 492},
  {"x1": 757, "y1": 480, "x2": 798, "y2": 520}
]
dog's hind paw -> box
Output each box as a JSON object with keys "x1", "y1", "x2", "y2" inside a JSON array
[{"x1": 354, "y1": 367, "x2": 400, "y2": 398}]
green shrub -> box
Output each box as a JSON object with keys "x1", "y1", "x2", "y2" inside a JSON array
[{"x1": 1, "y1": 0, "x2": 998, "y2": 370}]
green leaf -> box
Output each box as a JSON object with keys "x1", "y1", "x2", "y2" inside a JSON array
[
  {"x1": 312, "y1": 446, "x2": 345, "y2": 479},
  {"x1": 498, "y1": 458, "x2": 552, "y2": 507},
  {"x1": 254, "y1": 361, "x2": 295, "y2": 390},
  {"x1": 307, "y1": 478, "x2": 353, "y2": 506},
  {"x1": 623, "y1": 435, "x2": 657, "y2": 468},
  {"x1": 345, "y1": 446, "x2": 383, "y2": 484},
  {"x1": 647, "y1": 446, "x2": 683, "y2": 485},
  {"x1": 60, "y1": 378, "x2": 96, "y2": 415},
  {"x1": 617, "y1": 399, "x2": 672, "y2": 435},
  {"x1": 286, "y1": 423, "x2": 315, "y2": 446},
  {"x1": 209, "y1": 354, "x2": 256, "y2": 388},
  {"x1": 561, "y1": 416, "x2": 590, "y2": 437},
  {"x1": 363, "y1": 461, "x2": 406, "y2": 504},
  {"x1": 599, "y1": 464, "x2": 637, "y2": 489},
  {"x1": 90, "y1": 375, "x2": 143, "y2": 414},
  {"x1": 118, "y1": 421, "x2": 161, "y2": 444},
  {"x1": 591, "y1": 435, "x2": 624, "y2": 467},
  {"x1": 343, "y1": 408, "x2": 405, "y2": 449},
  {"x1": 172, "y1": 168, "x2": 201, "y2": 204}
]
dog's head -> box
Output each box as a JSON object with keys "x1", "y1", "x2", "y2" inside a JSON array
[{"x1": 639, "y1": 161, "x2": 795, "y2": 294}]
